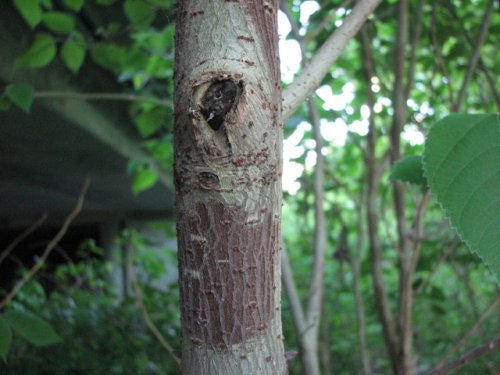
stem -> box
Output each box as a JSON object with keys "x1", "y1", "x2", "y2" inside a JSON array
[
  {"x1": 0, "y1": 212, "x2": 48, "y2": 267},
  {"x1": 453, "y1": 0, "x2": 495, "y2": 112},
  {"x1": 35, "y1": 91, "x2": 173, "y2": 108},
  {"x1": 282, "y1": 0, "x2": 382, "y2": 120},
  {"x1": 425, "y1": 338, "x2": 500, "y2": 375},
  {"x1": 130, "y1": 250, "x2": 181, "y2": 366},
  {"x1": 0, "y1": 178, "x2": 90, "y2": 310}
]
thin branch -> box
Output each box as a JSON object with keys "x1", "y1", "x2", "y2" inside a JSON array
[
  {"x1": 404, "y1": 0, "x2": 426, "y2": 100},
  {"x1": 430, "y1": 5, "x2": 455, "y2": 107},
  {"x1": 281, "y1": 247, "x2": 307, "y2": 335},
  {"x1": 360, "y1": 23, "x2": 399, "y2": 370},
  {"x1": 0, "y1": 212, "x2": 48, "y2": 267},
  {"x1": 425, "y1": 338, "x2": 500, "y2": 375},
  {"x1": 444, "y1": 0, "x2": 500, "y2": 110},
  {"x1": 305, "y1": 0, "x2": 354, "y2": 43},
  {"x1": 0, "y1": 178, "x2": 90, "y2": 310},
  {"x1": 35, "y1": 91, "x2": 173, "y2": 108},
  {"x1": 282, "y1": 0, "x2": 382, "y2": 120},
  {"x1": 453, "y1": 0, "x2": 495, "y2": 111},
  {"x1": 304, "y1": 96, "x2": 327, "y2": 337},
  {"x1": 431, "y1": 296, "x2": 500, "y2": 370},
  {"x1": 130, "y1": 255, "x2": 181, "y2": 366}
]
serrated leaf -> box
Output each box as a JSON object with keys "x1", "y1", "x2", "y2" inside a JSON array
[
  {"x1": 61, "y1": 39, "x2": 86, "y2": 73},
  {"x1": 0, "y1": 316, "x2": 12, "y2": 362},
  {"x1": 5, "y1": 83, "x2": 35, "y2": 113},
  {"x1": 390, "y1": 155, "x2": 427, "y2": 186},
  {"x1": 3, "y1": 310, "x2": 62, "y2": 346},
  {"x1": 124, "y1": 0, "x2": 155, "y2": 26},
  {"x1": 14, "y1": 0, "x2": 43, "y2": 29},
  {"x1": 14, "y1": 33, "x2": 56, "y2": 69},
  {"x1": 43, "y1": 11, "x2": 75, "y2": 34},
  {"x1": 423, "y1": 114, "x2": 500, "y2": 281},
  {"x1": 132, "y1": 165, "x2": 158, "y2": 194},
  {"x1": 62, "y1": 0, "x2": 84, "y2": 11}
]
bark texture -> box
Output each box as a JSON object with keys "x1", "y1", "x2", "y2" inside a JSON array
[{"x1": 174, "y1": 1, "x2": 286, "y2": 374}]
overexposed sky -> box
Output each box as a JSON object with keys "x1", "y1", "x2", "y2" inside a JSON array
[{"x1": 278, "y1": 2, "x2": 425, "y2": 194}]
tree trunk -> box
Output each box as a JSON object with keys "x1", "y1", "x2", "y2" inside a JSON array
[{"x1": 173, "y1": 1, "x2": 286, "y2": 374}]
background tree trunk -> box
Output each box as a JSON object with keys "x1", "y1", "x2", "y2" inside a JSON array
[{"x1": 173, "y1": 1, "x2": 286, "y2": 374}]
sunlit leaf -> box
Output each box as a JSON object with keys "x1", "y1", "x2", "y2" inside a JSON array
[
  {"x1": 5, "y1": 83, "x2": 35, "y2": 113},
  {"x1": 14, "y1": 33, "x2": 56, "y2": 69},
  {"x1": 423, "y1": 114, "x2": 500, "y2": 281},
  {"x1": 3, "y1": 310, "x2": 62, "y2": 346},
  {"x1": 131, "y1": 165, "x2": 158, "y2": 194}
]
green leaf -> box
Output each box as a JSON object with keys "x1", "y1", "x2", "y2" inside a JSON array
[
  {"x1": 13, "y1": 0, "x2": 43, "y2": 29},
  {"x1": 3, "y1": 310, "x2": 62, "y2": 346},
  {"x1": 61, "y1": 37, "x2": 86, "y2": 73},
  {"x1": 42, "y1": 11, "x2": 75, "y2": 34},
  {"x1": 423, "y1": 114, "x2": 500, "y2": 281},
  {"x1": 133, "y1": 107, "x2": 164, "y2": 137},
  {"x1": 390, "y1": 155, "x2": 427, "y2": 186},
  {"x1": 40, "y1": 0, "x2": 53, "y2": 8},
  {"x1": 91, "y1": 43, "x2": 126, "y2": 73},
  {"x1": 5, "y1": 83, "x2": 35, "y2": 113},
  {"x1": 0, "y1": 316, "x2": 12, "y2": 362},
  {"x1": 96, "y1": 0, "x2": 116, "y2": 4},
  {"x1": 131, "y1": 165, "x2": 158, "y2": 194},
  {"x1": 124, "y1": 0, "x2": 155, "y2": 26},
  {"x1": 14, "y1": 33, "x2": 56, "y2": 69},
  {"x1": 62, "y1": 0, "x2": 84, "y2": 11}
]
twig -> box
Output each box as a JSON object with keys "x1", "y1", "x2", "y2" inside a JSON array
[
  {"x1": 0, "y1": 178, "x2": 90, "y2": 310},
  {"x1": 129, "y1": 251, "x2": 181, "y2": 366},
  {"x1": 305, "y1": 0, "x2": 354, "y2": 43},
  {"x1": 425, "y1": 338, "x2": 500, "y2": 375},
  {"x1": 282, "y1": 0, "x2": 382, "y2": 120},
  {"x1": 35, "y1": 91, "x2": 173, "y2": 108},
  {"x1": 453, "y1": 0, "x2": 494, "y2": 111},
  {"x1": 431, "y1": 296, "x2": 500, "y2": 370},
  {"x1": 0, "y1": 212, "x2": 48, "y2": 267},
  {"x1": 430, "y1": 5, "x2": 455, "y2": 107}
]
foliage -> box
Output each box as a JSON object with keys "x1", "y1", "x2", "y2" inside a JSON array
[
  {"x1": 1, "y1": 0, "x2": 499, "y2": 374},
  {"x1": 423, "y1": 114, "x2": 500, "y2": 281},
  {"x1": 0, "y1": 230, "x2": 180, "y2": 374}
]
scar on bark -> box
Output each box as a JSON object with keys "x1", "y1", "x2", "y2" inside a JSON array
[{"x1": 198, "y1": 79, "x2": 241, "y2": 131}]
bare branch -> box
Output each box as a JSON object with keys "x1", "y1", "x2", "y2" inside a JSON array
[
  {"x1": 130, "y1": 253, "x2": 181, "y2": 366},
  {"x1": 281, "y1": 247, "x2": 307, "y2": 335},
  {"x1": 282, "y1": 0, "x2": 382, "y2": 120},
  {"x1": 0, "y1": 178, "x2": 90, "y2": 310},
  {"x1": 431, "y1": 296, "x2": 500, "y2": 370},
  {"x1": 35, "y1": 91, "x2": 173, "y2": 108},
  {"x1": 0, "y1": 212, "x2": 48, "y2": 267},
  {"x1": 453, "y1": 0, "x2": 495, "y2": 111},
  {"x1": 360, "y1": 24, "x2": 399, "y2": 369},
  {"x1": 425, "y1": 338, "x2": 500, "y2": 375}
]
